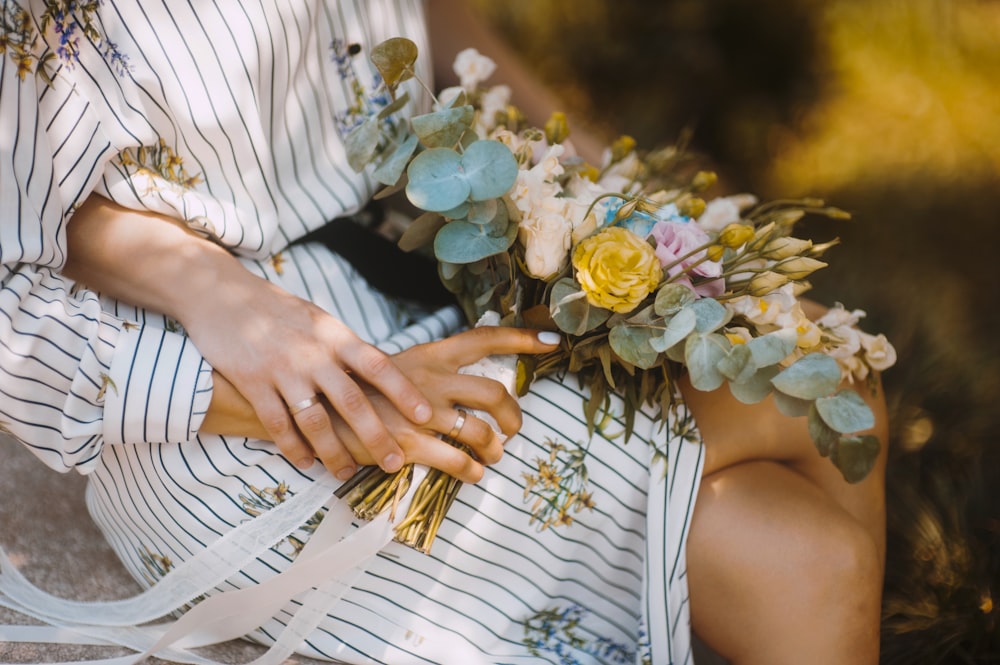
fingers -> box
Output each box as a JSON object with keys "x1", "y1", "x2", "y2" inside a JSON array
[
  {"x1": 338, "y1": 336, "x2": 433, "y2": 425},
  {"x1": 431, "y1": 327, "x2": 560, "y2": 368}
]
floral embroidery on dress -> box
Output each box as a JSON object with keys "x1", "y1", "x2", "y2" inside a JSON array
[
  {"x1": 118, "y1": 138, "x2": 203, "y2": 193},
  {"x1": 522, "y1": 438, "x2": 595, "y2": 531},
  {"x1": 522, "y1": 605, "x2": 635, "y2": 665},
  {"x1": 137, "y1": 546, "x2": 205, "y2": 611},
  {"x1": 330, "y1": 37, "x2": 396, "y2": 138},
  {"x1": 239, "y1": 482, "x2": 325, "y2": 558},
  {"x1": 2, "y1": 0, "x2": 130, "y2": 80}
]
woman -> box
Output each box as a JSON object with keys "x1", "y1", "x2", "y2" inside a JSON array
[{"x1": 0, "y1": 0, "x2": 886, "y2": 662}]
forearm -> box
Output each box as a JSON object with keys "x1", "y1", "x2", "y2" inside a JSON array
[{"x1": 63, "y1": 194, "x2": 274, "y2": 440}]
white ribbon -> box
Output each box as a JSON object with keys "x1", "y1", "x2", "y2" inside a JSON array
[{"x1": 0, "y1": 467, "x2": 430, "y2": 664}]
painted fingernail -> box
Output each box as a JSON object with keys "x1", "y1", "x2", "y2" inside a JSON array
[
  {"x1": 537, "y1": 331, "x2": 561, "y2": 345},
  {"x1": 414, "y1": 403, "x2": 432, "y2": 423},
  {"x1": 335, "y1": 466, "x2": 356, "y2": 481},
  {"x1": 382, "y1": 453, "x2": 403, "y2": 473},
  {"x1": 296, "y1": 457, "x2": 315, "y2": 470}
]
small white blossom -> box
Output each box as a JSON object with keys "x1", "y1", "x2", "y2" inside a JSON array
[
  {"x1": 453, "y1": 48, "x2": 496, "y2": 90},
  {"x1": 861, "y1": 332, "x2": 897, "y2": 371}
]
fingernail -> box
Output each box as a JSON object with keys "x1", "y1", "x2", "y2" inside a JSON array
[
  {"x1": 414, "y1": 403, "x2": 432, "y2": 423},
  {"x1": 296, "y1": 457, "x2": 315, "y2": 470},
  {"x1": 335, "y1": 466, "x2": 356, "y2": 481},
  {"x1": 382, "y1": 453, "x2": 403, "y2": 473},
  {"x1": 537, "y1": 331, "x2": 561, "y2": 345}
]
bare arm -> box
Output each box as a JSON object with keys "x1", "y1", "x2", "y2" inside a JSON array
[{"x1": 63, "y1": 195, "x2": 558, "y2": 482}]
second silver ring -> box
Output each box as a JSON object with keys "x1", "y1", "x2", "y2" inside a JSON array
[{"x1": 445, "y1": 409, "x2": 467, "y2": 440}]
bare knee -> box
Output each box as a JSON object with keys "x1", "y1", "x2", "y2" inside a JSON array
[{"x1": 688, "y1": 462, "x2": 882, "y2": 664}]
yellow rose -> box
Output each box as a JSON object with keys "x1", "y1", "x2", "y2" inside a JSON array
[{"x1": 572, "y1": 227, "x2": 662, "y2": 313}]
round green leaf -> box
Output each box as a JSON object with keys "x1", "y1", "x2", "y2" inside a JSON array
[
  {"x1": 770, "y1": 352, "x2": 841, "y2": 400},
  {"x1": 654, "y1": 283, "x2": 695, "y2": 316},
  {"x1": 411, "y1": 105, "x2": 474, "y2": 148},
  {"x1": 650, "y1": 306, "x2": 696, "y2": 352},
  {"x1": 772, "y1": 390, "x2": 813, "y2": 417},
  {"x1": 466, "y1": 198, "x2": 501, "y2": 226},
  {"x1": 746, "y1": 329, "x2": 798, "y2": 367},
  {"x1": 685, "y1": 333, "x2": 729, "y2": 391},
  {"x1": 609, "y1": 324, "x2": 661, "y2": 370},
  {"x1": 691, "y1": 298, "x2": 731, "y2": 333},
  {"x1": 406, "y1": 148, "x2": 470, "y2": 212},
  {"x1": 370, "y1": 37, "x2": 418, "y2": 89},
  {"x1": 717, "y1": 343, "x2": 755, "y2": 383},
  {"x1": 551, "y1": 278, "x2": 611, "y2": 335},
  {"x1": 815, "y1": 389, "x2": 876, "y2": 434},
  {"x1": 345, "y1": 116, "x2": 380, "y2": 172},
  {"x1": 830, "y1": 435, "x2": 881, "y2": 483},
  {"x1": 433, "y1": 220, "x2": 514, "y2": 264},
  {"x1": 461, "y1": 140, "x2": 519, "y2": 201},
  {"x1": 807, "y1": 404, "x2": 840, "y2": 457},
  {"x1": 729, "y1": 365, "x2": 779, "y2": 404},
  {"x1": 372, "y1": 132, "x2": 419, "y2": 186}
]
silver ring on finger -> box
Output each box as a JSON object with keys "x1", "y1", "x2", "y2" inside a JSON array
[
  {"x1": 287, "y1": 394, "x2": 321, "y2": 416},
  {"x1": 445, "y1": 409, "x2": 467, "y2": 440}
]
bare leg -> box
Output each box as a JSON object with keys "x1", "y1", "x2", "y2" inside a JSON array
[
  {"x1": 681, "y1": 373, "x2": 889, "y2": 664},
  {"x1": 687, "y1": 461, "x2": 883, "y2": 664}
]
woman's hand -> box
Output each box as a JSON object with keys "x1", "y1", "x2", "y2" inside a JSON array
[
  {"x1": 330, "y1": 326, "x2": 561, "y2": 482},
  {"x1": 208, "y1": 326, "x2": 560, "y2": 482},
  {"x1": 64, "y1": 195, "x2": 435, "y2": 479}
]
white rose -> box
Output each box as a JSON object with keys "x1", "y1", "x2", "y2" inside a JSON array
[
  {"x1": 519, "y1": 208, "x2": 572, "y2": 280},
  {"x1": 697, "y1": 194, "x2": 758, "y2": 233},
  {"x1": 861, "y1": 333, "x2": 897, "y2": 371},
  {"x1": 597, "y1": 152, "x2": 642, "y2": 193},
  {"x1": 453, "y1": 48, "x2": 496, "y2": 90}
]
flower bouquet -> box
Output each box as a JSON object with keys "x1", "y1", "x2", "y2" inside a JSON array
[{"x1": 335, "y1": 38, "x2": 896, "y2": 552}]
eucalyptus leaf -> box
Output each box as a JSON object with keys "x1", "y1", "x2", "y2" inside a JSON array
[
  {"x1": 691, "y1": 298, "x2": 731, "y2": 333},
  {"x1": 440, "y1": 201, "x2": 470, "y2": 220},
  {"x1": 458, "y1": 199, "x2": 498, "y2": 226},
  {"x1": 770, "y1": 352, "x2": 841, "y2": 400},
  {"x1": 717, "y1": 343, "x2": 755, "y2": 383},
  {"x1": 440, "y1": 261, "x2": 462, "y2": 281},
  {"x1": 729, "y1": 365, "x2": 779, "y2": 404},
  {"x1": 345, "y1": 116, "x2": 380, "y2": 172},
  {"x1": 411, "y1": 105, "x2": 474, "y2": 148},
  {"x1": 461, "y1": 140, "x2": 519, "y2": 201},
  {"x1": 551, "y1": 278, "x2": 611, "y2": 335},
  {"x1": 654, "y1": 283, "x2": 695, "y2": 316},
  {"x1": 433, "y1": 219, "x2": 514, "y2": 264},
  {"x1": 372, "y1": 132, "x2": 419, "y2": 185},
  {"x1": 685, "y1": 333, "x2": 729, "y2": 391},
  {"x1": 609, "y1": 324, "x2": 661, "y2": 370},
  {"x1": 807, "y1": 404, "x2": 841, "y2": 457},
  {"x1": 376, "y1": 91, "x2": 411, "y2": 120},
  {"x1": 370, "y1": 37, "x2": 418, "y2": 90},
  {"x1": 746, "y1": 328, "x2": 798, "y2": 367},
  {"x1": 772, "y1": 390, "x2": 813, "y2": 417},
  {"x1": 397, "y1": 211, "x2": 445, "y2": 252},
  {"x1": 815, "y1": 389, "x2": 876, "y2": 434},
  {"x1": 830, "y1": 435, "x2": 881, "y2": 483},
  {"x1": 649, "y1": 306, "x2": 696, "y2": 352},
  {"x1": 406, "y1": 148, "x2": 470, "y2": 212}
]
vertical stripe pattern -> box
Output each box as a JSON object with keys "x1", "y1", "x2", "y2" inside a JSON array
[{"x1": 2, "y1": 2, "x2": 704, "y2": 662}]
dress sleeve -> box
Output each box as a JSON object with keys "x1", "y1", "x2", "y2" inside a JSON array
[{"x1": 0, "y1": 16, "x2": 212, "y2": 473}]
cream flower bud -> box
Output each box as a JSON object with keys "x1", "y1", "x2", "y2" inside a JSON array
[
  {"x1": 773, "y1": 256, "x2": 828, "y2": 280},
  {"x1": 748, "y1": 271, "x2": 790, "y2": 296},
  {"x1": 718, "y1": 223, "x2": 756, "y2": 249},
  {"x1": 519, "y1": 210, "x2": 572, "y2": 281},
  {"x1": 761, "y1": 236, "x2": 813, "y2": 260}
]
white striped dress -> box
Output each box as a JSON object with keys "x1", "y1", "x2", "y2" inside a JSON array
[{"x1": 0, "y1": 1, "x2": 705, "y2": 663}]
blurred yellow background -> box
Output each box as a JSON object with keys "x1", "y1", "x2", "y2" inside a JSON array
[{"x1": 472, "y1": 0, "x2": 999, "y2": 661}]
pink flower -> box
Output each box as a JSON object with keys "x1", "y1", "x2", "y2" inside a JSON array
[{"x1": 650, "y1": 220, "x2": 724, "y2": 297}]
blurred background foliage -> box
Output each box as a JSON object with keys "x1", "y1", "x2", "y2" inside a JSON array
[{"x1": 471, "y1": 0, "x2": 999, "y2": 661}]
